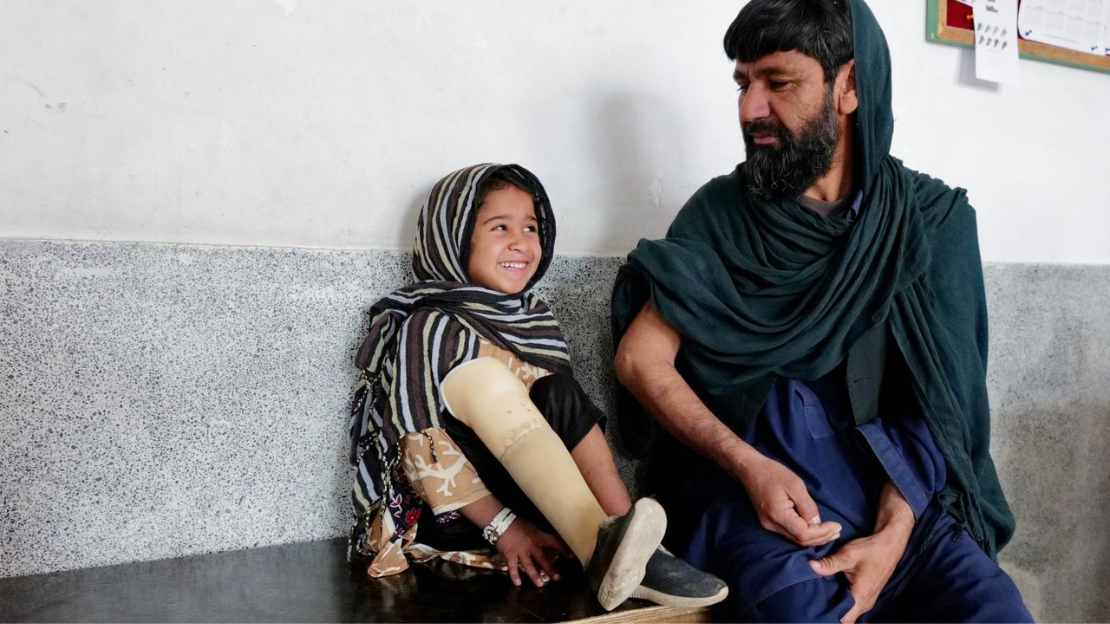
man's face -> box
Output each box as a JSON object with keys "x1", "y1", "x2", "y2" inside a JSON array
[{"x1": 734, "y1": 50, "x2": 840, "y2": 200}]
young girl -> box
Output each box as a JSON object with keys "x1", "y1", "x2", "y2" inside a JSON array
[{"x1": 348, "y1": 163, "x2": 726, "y2": 610}]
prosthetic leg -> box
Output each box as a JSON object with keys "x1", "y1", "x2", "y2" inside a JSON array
[{"x1": 441, "y1": 357, "x2": 665, "y2": 610}]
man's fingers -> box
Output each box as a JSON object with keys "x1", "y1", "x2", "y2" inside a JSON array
[
  {"x1": 808, "y1": 551, "x2": 850, "y2": 577},
  {"x1": 786, "y1": 481, "x2": 821, "y2": 525},
  {"x1": 798, "y1": 526, "x2": 842, "y2": 547},
  {"x1": 780, "y1": 512, "x2": 842, "y2": 545},
  {"x1": 781, "y1": 513, "x2": 813, "y2": 542},
  {"x1": 804, "y1": 522, "x2": 843, "y2": 545}
]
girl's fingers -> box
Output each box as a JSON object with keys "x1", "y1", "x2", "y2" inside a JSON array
[
  {"x1": 539, "y1": 533, "x2": 572, "y2": 562},
  {"x1": 520, "y1": 556, "x2": 544, "y2": 587},
  {"x1": 532, "y1": 548, "x2": 560, "y2": 582},
  {"x1": 506, "y1": 554, "x2": 522, "y2": 587}
]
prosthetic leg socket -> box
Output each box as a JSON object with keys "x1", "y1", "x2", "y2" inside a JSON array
[
  {"x1": 441, "y1": 358, "x2": 665, "y2": 610},
  {"x1": 441, "y1": 357, "x2": 607, "y2": 563}
]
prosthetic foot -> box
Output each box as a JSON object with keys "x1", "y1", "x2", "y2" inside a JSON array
[
  {"x1": 441, "y1": 357, "x2": 664, "y2": 610},
  {"x1": 585, "y1": 498, "x2": 668, "y2": 610}
]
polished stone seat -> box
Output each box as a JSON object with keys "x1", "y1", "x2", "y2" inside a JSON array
[{"x1": 0, "y1": 538, "x2": 709, "y2": 623}]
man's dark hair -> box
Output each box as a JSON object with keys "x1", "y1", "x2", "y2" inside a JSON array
[
  {"x1": 723, "y1": 0, "x2": 854, "y2": 83},
  {"x1": 474, "y1": 167, "x2": 537, "y2": 210}
]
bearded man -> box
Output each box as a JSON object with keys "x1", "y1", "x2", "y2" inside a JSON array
[{"x1": 611, "y1": 1, "x2": 1033, "y2": 622}]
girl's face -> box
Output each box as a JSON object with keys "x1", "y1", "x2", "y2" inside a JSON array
[{"x1": 467, "y1": 185, "x2": 542, "y2": 294}]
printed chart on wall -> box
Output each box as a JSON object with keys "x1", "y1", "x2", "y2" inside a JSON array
[
  {"x1": 1019, "y1": 0, "x2": 1110, "y2": 54},
  {"x1": 927, "y1": 0, "x2": 1110, "y2": 77}
]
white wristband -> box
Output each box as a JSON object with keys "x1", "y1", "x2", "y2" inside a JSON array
[{"x1": 482, "y1": 507, "x2": 517, "y2": 545}]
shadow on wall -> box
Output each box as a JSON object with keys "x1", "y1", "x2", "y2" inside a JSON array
[
  {"x1": 996, "y1": 402, "x2": 1110, "y2": 623},
  {"x1": 982, "y1": 263, "x2": 1110, "y2": 622},
  {"x1": 957, "y1": 47, "x2": 1001, "y2": 93}
]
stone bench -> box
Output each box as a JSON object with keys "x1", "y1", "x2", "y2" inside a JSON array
[
  {"x1": 2, "y1": 240, "x2": 1109, "y2": 621},
  {"x1": 0, "y1": 538, "x2": 708, "y2": 623}
]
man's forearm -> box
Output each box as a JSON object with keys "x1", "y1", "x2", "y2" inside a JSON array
[
  {"x1": 615, "y1": 301, "x2": 766, "y2": 483},
  {"x1": 874, "y1": 480, "x2": 914, "y2": 538},
  {"x1": 619, "y1": 356, "x2": 765, "y2": 482},
  {"x1": 616, "y1": 302, "x2": 841, "y2": 546}
]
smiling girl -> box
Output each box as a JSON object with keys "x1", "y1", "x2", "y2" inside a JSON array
[{"x1": 348, "y1": 163, "x2": 726, "y2": 611}]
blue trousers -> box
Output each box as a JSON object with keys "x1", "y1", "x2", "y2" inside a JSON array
[{"x1": 687, "y1": 501, "x2": 1032, "y2": 623}]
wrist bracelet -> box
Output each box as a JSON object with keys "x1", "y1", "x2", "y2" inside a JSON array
[{"x1": 482, "y1": 507, "x2": 517, "y2": 545}]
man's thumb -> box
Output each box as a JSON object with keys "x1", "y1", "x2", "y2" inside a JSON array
[
  {"x1": 789, "y1": 485, "x2": 821, "y2": 525},
  {"x1": 808, "y1": 554, "x2": 844, "y2": 577}
]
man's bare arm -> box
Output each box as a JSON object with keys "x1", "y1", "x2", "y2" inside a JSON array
[{"x1": 615, "y1": 300, "x2": 840, "y2": 546}]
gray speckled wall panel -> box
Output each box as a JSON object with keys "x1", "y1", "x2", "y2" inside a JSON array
[
  {"x1": 986, "y1": 265, "x2": 1110, "y2": 623},
  {"x1": 0, "y1": 240, "x2": 625, "y2": 579},
  {"x1": 2, "y1": 241, "x2": 1109, "y2": 622}
]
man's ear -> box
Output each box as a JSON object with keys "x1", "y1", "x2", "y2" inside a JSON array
[{"x1": 837, "y1": 60, "x2": 858, "y2": 115}]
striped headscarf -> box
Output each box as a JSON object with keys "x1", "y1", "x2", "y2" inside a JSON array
[
  {"x1": 412, "y1": 163, "x2": 555, "y2": 288},
  {"x1": 349, "y1": 163, "x2": 571, "y2": 514}
]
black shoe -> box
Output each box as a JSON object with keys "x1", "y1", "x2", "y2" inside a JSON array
[
  {"x1": 630, "y1": 546, "x2": 729, "y2": 608},
  {"x1": 584, "y1": 498, "x2": 667, "y2": 611}
]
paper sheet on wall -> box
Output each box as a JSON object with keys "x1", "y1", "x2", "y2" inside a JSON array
[
  {"x1": 975, "y1": 0, "x2": 1021, "y2": 84},
  {"x1": 1018, "y1": 0, "x2": 1110, "y2": 55}
]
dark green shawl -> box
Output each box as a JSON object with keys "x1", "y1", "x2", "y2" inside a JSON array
[{"x1": 611, "y1": 0, "x2": 1014, "y2": 557}]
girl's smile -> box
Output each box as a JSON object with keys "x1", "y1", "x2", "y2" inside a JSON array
[{"x1": 468, "y1": 185, "x2": 542, "y2": 294}]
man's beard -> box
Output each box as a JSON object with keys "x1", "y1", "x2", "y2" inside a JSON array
[{"x1": 742, "y1": 87, "x2": 839, "y2": 201}]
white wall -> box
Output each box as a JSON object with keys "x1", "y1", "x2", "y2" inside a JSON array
[{"x1": 1, "y1": 1, "x2": 1107, "y2": 263}]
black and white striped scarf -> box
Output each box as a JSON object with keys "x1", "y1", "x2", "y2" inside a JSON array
[{"x1": 350, "y1": 163, "x2": 571, "y2": 510}]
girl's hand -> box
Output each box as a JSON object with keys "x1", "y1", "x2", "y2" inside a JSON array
[{"x1": 495, "y1": 519, "x2": 572, "y2": 587}]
